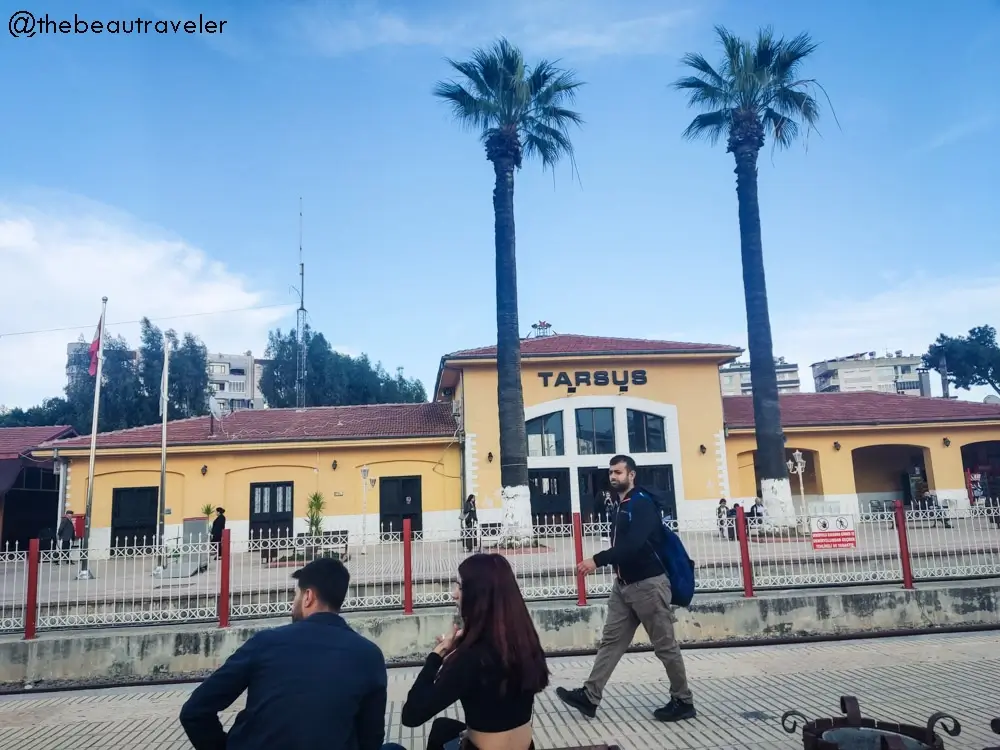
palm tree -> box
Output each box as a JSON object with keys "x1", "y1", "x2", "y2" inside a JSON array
[
  {"x1": 435, "y1": 39, "x2": 584, "y2": 533},
  {"x1": 673, "y1": 26, "x2": 831, "y2": 526}
]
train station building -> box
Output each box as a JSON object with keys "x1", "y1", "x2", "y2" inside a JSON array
[{"x1": 30, "y1": 332, "x2": 1000, "y2": 548}]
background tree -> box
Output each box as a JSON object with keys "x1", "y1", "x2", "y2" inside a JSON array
[
  {"x1": 260, "y1": 326, "x2": 426, "y2": 408},
  {"x1": 673, "y1": 26, "x2": 832, "y2": 526},
  {"x1": 1, "y1": 319, "x2": 210, "y2": 432},
  {"x1": 925, "y1": 325, "x2": 1000, "y2": 396},
  {"x1": 434, "y1": 38, "x2": 584, "y2": 531}
]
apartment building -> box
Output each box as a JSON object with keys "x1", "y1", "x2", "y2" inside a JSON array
[
  {"x1": 66, "y1": 342, "x2": 268, "y2": 413},
  {"x1": 207, "y1": 352, "x2": 267, "y2": 413},
  {"x1": 719, "y1": 357, "x2": 801, "y2": 397},
  {"x1": 811, "y1": 351, "x2": 930, "y2": 396}
]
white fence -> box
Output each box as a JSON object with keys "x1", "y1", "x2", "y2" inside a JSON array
[{"x1": 0, "y1": 504, "x2": 997, "y2": 634}]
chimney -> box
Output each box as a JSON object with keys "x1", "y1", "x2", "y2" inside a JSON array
[
  {"x1": 918, "y1": 369, "x2": 932, "y2": 398},
  {"x1": 209, "y1": 413, "x2": 216, "y2": 436}
]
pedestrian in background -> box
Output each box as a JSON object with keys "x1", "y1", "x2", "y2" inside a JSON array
[{"x1": 56, "y1": 511, "x2": 75, "y2": 564}]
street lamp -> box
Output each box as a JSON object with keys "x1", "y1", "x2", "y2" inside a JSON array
[
  {"x1": 786, "y1": 449, "x2": 807, "y2": 519},
  {"x1": 360, "y1": 465, "x2": 369, "y2": 555}
]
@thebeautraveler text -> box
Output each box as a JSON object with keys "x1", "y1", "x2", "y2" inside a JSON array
[{"x1": 9, "y1": 11, "x2": 227, "y2": 38}]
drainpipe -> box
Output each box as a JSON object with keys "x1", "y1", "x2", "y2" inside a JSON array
[
  {"x1": 54, "y1": 448, "x2": 67, "y2": 521},
  {"x1": 458, "y1": 429, "x2": 467, "y2": 513}
]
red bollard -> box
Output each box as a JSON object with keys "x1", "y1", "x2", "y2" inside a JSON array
[
  {"x1": 572, "y1": 512, "x2": 587, "y2": 606},
  {"x1": 735, "y1": 505, "x2": 755, "y2": 598},
  {"x1": 894, "y1": 500, "x2": 915, "y2": 590},
  {"x1": 24, "y1": 539, "x2": 40, "y2": 641},
  {"x1": 218, "y1": 529, "x2": 232, "y2": 628},
  {"x1": 403, "y1": 518, "x2": 413, "y2": 615}
]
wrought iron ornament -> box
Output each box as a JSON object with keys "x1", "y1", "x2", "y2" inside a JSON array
[{"x1": 781, "y1": 695, "x2": 961, "y2": 749}]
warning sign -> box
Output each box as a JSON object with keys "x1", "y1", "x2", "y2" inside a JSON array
[{"x1": 810, "y1": 515, "x2": 857, "y2": 550}]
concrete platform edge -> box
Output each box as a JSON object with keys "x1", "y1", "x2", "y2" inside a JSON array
[{"x1": 1, "y1": 580, "x2": 997, "y2": 690}]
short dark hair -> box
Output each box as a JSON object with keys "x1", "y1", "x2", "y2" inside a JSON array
[
  {"x1": 291, "y1": 557, "x2": 350, "y2": 611},
  {"x1": 610, "y1": 454, "x2": 636, "y2": 472}
]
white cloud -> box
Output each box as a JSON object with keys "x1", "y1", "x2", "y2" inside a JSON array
[
  {"x1": 916, "y1": 115, "x2": 997, "y2": 153},
  {"x1": 293, "y1": 0, "x2": 699, "y2": 57},
  {"x1": 0, "y1": 194, "x2": 293, "y2": 409},
  {"x1": 773, "y1": 272, "x2": 1000, "y2": 402}
]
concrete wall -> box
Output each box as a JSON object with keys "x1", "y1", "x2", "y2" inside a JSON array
[{"x1": 2, "y1": 581, "x2": 998, "y2": 690}]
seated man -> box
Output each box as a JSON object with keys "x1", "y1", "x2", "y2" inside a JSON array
[{"x1": 179, "y1": 556, "x2": 403, "y2": 750}]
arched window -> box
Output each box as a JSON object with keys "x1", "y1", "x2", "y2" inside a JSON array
[
  {"x1": 527, "y1": 412, "x2": 564, "y2": 457},
  {"x1": 575, "y1": 408, "x2": 616, "y2": 455},
  {"x1": 627, "y1": 409, "x2": 666, "y2": 453}
]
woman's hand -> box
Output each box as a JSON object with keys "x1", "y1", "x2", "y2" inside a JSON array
[{"x1": 433, "y1": 623, "x2": 462, "y2": 657}]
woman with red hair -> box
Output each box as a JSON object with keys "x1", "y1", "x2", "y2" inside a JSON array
[{"x1": 400, "y1": 553, "x2": 549, "y2": 750}]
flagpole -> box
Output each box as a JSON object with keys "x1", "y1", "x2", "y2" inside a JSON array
[
  {"x1": 157, "y1": 334, "x2": 169, "y2": 553},
  {"x1": 78, "y1": 296, "x2": 107, "y2": 581}
]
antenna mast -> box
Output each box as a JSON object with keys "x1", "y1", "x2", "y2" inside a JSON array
[{"x1": 295, "y1": 198, "x2": 307, "y2": 408}]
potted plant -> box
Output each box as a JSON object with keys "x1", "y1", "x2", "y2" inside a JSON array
[
  {"x1": 306, "y1": 492, "x2": 325, "y2": 537},
  {"x1": 201, "y1": 503, "x2": 215, "y2": 536}
]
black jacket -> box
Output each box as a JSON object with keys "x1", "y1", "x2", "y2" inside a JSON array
[
  {"x1": 57, "y1": 518, "x2": 75, "y2": 542},
  {"x1": 210, "y1": 514, "x2": 225, "y2": 542},
  {"x1": 593, "y1": 488, "x2": 664, "y2": 585},
  {"x1": 179, "y1": 612, "x2": 388, "y2": 750}
]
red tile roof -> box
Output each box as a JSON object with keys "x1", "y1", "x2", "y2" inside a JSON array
[
  {"x1": 0, "y1": 426, "x2": 76, "y2": 459},
  {"x1": 724, "y1": 392, "x2": 1000, "y2": 429},
  {"x1": 38, "y1": 404, "x2": 456, "y2": 451},
  {"x1": 446, "y1": 334, "x2": 742, "y2": 359}
]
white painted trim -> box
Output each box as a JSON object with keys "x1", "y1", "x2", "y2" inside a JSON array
[
  {"x1": 464, "y1": 432, "x2": 479, "y2": 502},
  {"x1": 523, "y1": 394, "x2": 687, "y2": 518},
  {"x1": 713, "y1": 429, "x2": 730, "y2": 499}
]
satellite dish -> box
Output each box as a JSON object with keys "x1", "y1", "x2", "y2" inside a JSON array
[{"x1": 984, "y1": 395, "x2": 1000, "y2": 405}]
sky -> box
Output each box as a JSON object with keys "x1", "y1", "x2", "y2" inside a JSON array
[{"x1": 1, "y1": 0, "x2": 998, "y2": 409}]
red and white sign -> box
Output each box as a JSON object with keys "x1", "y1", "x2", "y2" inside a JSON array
[{"x1": 810, "y1": 515, "x2": 857, "y2": 550}]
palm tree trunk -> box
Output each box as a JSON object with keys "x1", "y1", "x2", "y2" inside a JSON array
[
  {"x1": 732, "y1": 145, "x2": 796, "y2": 528},
  {"x1": 492, "y1": 157, "x2": 532, "y2": 535}
]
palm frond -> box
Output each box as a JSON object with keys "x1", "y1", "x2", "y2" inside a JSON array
[
  {"x1": 673, "y1": 24, "x2": 833, "y2": 150},
  {"x1": 432, "y1": 81, "x2": 495, "y2": 132},
  {"x1": 678, "y1": 52, "x2": 725, "y2": 88},
  {"x1": 672, "y1": 76, "x2": 730, "y2": 109},
  {"x1": 434, "y1": 37, "x2": 584, "y2": 172},
  {"x1": 680, "y1": 110, "x2": 731, "y2": 145},
  {"x1": 762, "y1": 107, "x2": 799, "y2": 148}
]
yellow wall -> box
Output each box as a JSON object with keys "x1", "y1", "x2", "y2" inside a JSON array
[
  {"x1": 726, "y1": 424, "x2": 1000, "y2": 500},
  {"x1": 64, "y1": 439, "x2": 462, "y2": 528},
  {"x1": 456, "y1": 354, "x2": 729, "y2": 508}
]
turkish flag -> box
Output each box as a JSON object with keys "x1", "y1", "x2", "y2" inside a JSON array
[{"x1": 88, "y1": 314, "x2": 103, "y2": 376}]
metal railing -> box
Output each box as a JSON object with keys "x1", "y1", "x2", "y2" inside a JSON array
[{"x1": 1, "y1": 500, "x2": 997, "y2": 637}]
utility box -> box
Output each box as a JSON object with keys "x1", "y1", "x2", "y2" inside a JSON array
[{"x1": 183, "y1": 517, "x2": 210, "y2": 544}]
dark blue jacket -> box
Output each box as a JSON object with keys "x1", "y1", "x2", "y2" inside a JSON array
[{"x1": 179, "y1": 612, "x2": 388, "y2": 750}]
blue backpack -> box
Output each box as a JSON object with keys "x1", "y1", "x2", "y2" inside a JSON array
[{"x1": 622, "y1": 490, "x2": 696, "y2": 607}]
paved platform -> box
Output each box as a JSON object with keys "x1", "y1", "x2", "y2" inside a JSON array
[{"x1": 1, "y1": 632, "x2": 998, "y2": 749}]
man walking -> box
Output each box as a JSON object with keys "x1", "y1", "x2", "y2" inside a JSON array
[
  {"x1": 56, "y1": 511, "x2": 76, "y2": 564},
  {"x1": 557, "y1": 454, "x2": 696, "y2": 723},
  {"x1": 180, "y1": 557, "x2": 403, "y2": 750}
]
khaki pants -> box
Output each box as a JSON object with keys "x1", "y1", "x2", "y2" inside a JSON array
[{"x1": 584, "y1": 574, "x2": 692, "y2": 705}]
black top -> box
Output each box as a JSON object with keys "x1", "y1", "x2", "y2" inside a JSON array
[
  {"x1": 400, "y1": 645, "x2": 535, "y2": 732},
  {"x1": 593, "y1": 489, "x2": 664, "y2": 585},
  {"x1": 179, "y1": 612, "x2": 388, "y2": 750},
  {"x1": 57, "y1": 518, "x2": 75, "y2": 542},
  {"x1": 210, "y1": 515, "x2": 226, "y2": 541}
]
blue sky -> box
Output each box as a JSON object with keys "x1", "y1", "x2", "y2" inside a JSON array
[{"x1": 2, "y1": 0, "x2": 998, "y2": 407}]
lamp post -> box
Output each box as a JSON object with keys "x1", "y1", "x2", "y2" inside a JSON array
[
  {"x1": 360, "y1": 465, "x2": 369, "y2": 555},
  {"x1": 786, "y1": 449, "x2": 807, "y2": 520}
]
